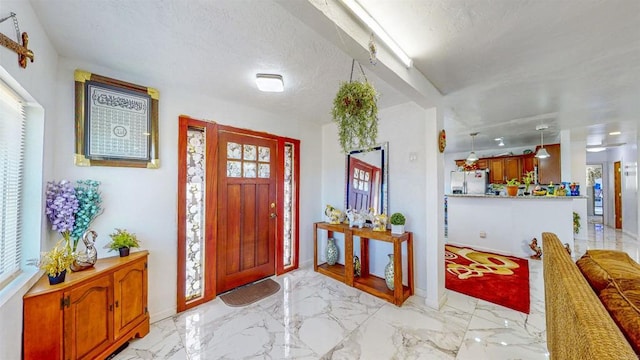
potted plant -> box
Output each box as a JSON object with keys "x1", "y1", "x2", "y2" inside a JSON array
[
  {"x1": 506, "y1": 178, "x2": 520, "y2": 196},
  {"x1": 332, "y1": 80, "x2": 379, "y2": 153},
  {"x1": 573, "y1": 211, "x2": 581, "y2": 235},
  {"x1": 390, "y1": 212, "x2": 406, "y2": 234},
  {"x1": 522, "y1": 171, "x2": 534, "y2": 195},
  {"x1": 107, "y1": 228, "x2": 141, "y2": 257},
  {"x1": 39, "y1": 240, "x2": 75, "y2": 285}
]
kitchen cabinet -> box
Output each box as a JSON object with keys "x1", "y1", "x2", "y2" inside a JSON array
[
  {"x1": 313, "y1": 222, "x2": 414, "y2": 306},
  {"x1": 504, "y1": 157, "x2": 521, "y2": 182},
  {"x1": 522, "y1": 154, "x2": 535, "y2": 174},
  {"x1": 455, "y1": 144, "x2": 560, "y2": 184},
  {"x1": 489, "y1": 158, "x2": 505, "y2": 184},
  {"x1": 23, "y1": 251, "x2": 149, "y2": 360},
  {"x1": 536, "y1": 144, "x2": 561, "y2": 184}
]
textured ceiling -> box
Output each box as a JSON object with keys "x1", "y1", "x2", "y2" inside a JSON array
[{"x1": 29, "y1": 0, "x2": 640, "y2": 153}]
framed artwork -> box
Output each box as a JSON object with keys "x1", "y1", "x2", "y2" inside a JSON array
[{"x1": 74, "y1": 69, "x2": 160, "y2": 168}]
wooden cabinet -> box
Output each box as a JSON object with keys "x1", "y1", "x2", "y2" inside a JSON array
[
  {"x1": 536, "y1": 143, "x2": 561, "y2": 184},
  {"x1": 64, "y1": 274, "x2": 113, "y2": 360},
  {"x1": 504, "y1": 157, "x2": 521, "y2": 182},
  {"x1": 522, "y1": 154, "x2": 535, "y2": 174},
  {"x1": 455, "y1": 144, "x2": 561, "y2": 184},
  {"x1": 488, "y1": 158, "x2": 505, "y2": 184},
  {"x1": 313, "y1": 222, "x2": 413, "y2": 306},
  {"x1": 24, "y1": 251, "x2": 149, "y2": 360}
]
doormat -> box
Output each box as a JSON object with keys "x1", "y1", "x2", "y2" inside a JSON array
[
  {"x1": 220, "y1": 278, "x2": 280, "y2": 307},
  {"x1": 445, "y1": 244, "x2": 530, "y2": 314}
]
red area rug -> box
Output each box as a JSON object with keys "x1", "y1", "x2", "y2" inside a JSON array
[{"x1": 445, "y1": 244, "x2": 530, "y2": 314}]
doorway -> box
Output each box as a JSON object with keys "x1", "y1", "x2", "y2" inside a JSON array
[
  {"x1": 586, "y1": 164, "x2": 604, "y2": 224},
  {"x1": 176, "y1": 116, "x2": 300, "y2": 312}
]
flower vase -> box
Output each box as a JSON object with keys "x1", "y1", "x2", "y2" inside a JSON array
[
  {"x1": 384, "y1": 254, "x2": 395, "y2": 290},
  {"x1": 48, "y1": 270, "x2": 67, "y2": 285},
  {"x1": 119, "y1": 247, "x2": 130, "y2": 257},
  {"x1": 326, "y1": 238, "x2": 338, "y2": 266}
]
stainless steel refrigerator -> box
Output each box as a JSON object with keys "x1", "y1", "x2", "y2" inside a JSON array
[{"x1": 450, "y1": 170, "x2": 488, "y2": 194}]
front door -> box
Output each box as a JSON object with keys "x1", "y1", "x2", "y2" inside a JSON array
[{"x1": 216, "y1": 129, "x2": 277, "y2": 294}]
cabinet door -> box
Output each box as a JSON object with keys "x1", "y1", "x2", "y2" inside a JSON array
[
  {"x1": 504, "y1": 157, "x2": 521, "y2": 182},
  {"x1": 537, "y1": 144, "x2": 561, "y2": 184},
  {"x1": 476, "y1": 159, "x2": 488, "y2": 170},
  {"x1": 64, "y1": 275, "x2": 113, "y2": 360},
  {"x1": 522, "y1": 155, "x2": 535, "y2": 174},
  {"x1": 489, "y1": 159, "x2": 505, "y2": 183},
  {"x1": 113, "y1": 257, "x2": 148, "y2": 339}
]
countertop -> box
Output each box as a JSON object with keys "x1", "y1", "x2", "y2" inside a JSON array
[{"x1": 447, "y1": 194, "x2": 587, "y2": 199}]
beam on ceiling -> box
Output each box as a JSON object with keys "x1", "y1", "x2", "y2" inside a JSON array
[{"x1": 276, "y1": 0, "x2": 442, "y2": 109}]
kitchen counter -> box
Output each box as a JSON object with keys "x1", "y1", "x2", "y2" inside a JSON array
[
  {"x1": 447, "y1": 194, "x2": 587, "y2": 200},
  {"x1": 447, "y1": 195, "x2": 587, "y2": 258}
]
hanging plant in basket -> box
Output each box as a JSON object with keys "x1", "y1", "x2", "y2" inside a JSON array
[{"x1": 332, "y1": 61, "x2": 379, "y2": 153}]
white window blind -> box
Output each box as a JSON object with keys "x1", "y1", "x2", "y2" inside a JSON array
[{"x1": 0, "y1": 80, "x2": 25, "y2": 288}]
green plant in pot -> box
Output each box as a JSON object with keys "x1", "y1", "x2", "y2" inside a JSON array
[
  {"x1": 573, "y1": 211, "x2": 581, "y2": 235},
  {"x1": 332, "y1": 80, "x2": 379, "y2": 153},
  {"x1": 506, "y1": 178, "x2": 520, "y2": 197},
  {"x1": 522, "y1": 171, "x2": 534, "y2": 195},
  {"x1": 108, "y1": 228, "x2": 140, "y2": 257},
  {"x1": 39, "y1": 240, "x2": 75, "y2": 285},
  {"x1": 390, "y1": 212, "x2": 406, "y2": 235}
]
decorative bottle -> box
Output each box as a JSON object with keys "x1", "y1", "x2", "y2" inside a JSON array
[
  {"x1": 326, "y1": 238, "x2": 338, "y2": 266},
  {"x1": 384, "y1": 253, "x2": 395, "y2": 290}
]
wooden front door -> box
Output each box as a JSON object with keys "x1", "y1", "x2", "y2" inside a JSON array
[
  {"x1": 348, "y1": 157, "x2": 380, "y2": 212},
  {"x1": 614, "y1": 161, "x2": 622, "y2": 229},
  {"x1": 216, "y1": 129, "x2": 277, "y2": 294}
]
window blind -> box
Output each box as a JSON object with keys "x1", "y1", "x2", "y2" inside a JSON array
[{"x1": 0, "y1": 80, "x2": 25, "y2": 288}]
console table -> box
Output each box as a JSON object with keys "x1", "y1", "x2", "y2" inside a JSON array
[{"x1": 313, "y1": 222, "x2": 414, "y2": 306}]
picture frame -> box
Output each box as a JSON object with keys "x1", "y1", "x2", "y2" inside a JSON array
[{"x1": 74, "y1": 69, "x2": 160, "y2": 168}]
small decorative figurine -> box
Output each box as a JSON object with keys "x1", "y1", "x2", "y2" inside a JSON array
[
  {"x1": 372, "y1": 213, "x2": 388, "y2": 232},
  {"x1": 325, "y1": 204, "x2": 344, "y2": 225},
  {"x1": 345, "y1": 208, "x2": 366, "y2": 228},
  {"x1": 353, "y1": 255, "x2": 361, "y2": 277},
  {"x1": 564, "y1": 243, "x2": 572, "y2": 256},
  {"x1": 529, "y1": 238, "x2": 542, "y2": 260}
]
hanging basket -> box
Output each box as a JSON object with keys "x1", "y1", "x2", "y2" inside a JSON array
[{"x1": 332, "y1": 60, "x2": 379, "y2": 153}]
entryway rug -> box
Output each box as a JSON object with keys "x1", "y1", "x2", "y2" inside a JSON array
[
  {"x1": 220, "y1": 278, "x2": 280, "y2": 307},
  {"x1": 445, "y1": 244, "x2": 530, "y2": 314}
]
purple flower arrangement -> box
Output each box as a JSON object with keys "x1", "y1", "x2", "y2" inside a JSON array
[{"x1": 45, "y1": 179, "x2": 103, "y2": 250}]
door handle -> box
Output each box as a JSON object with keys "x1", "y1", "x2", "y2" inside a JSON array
[{"x1": 270, "y1": 213, "x2": 277, "y2": 219}]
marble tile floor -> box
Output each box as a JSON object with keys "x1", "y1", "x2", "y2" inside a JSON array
[{"x1": 115, "y1": 224, "x2": 637, "y2": 360}]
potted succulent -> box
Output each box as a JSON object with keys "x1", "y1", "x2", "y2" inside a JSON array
[
  {"x1": 506, "y1": 178, "x2": 520, "y2": 197},
  {"x1": 332, "y1": 80, "x2": 379, "y2": 153},
  {"x1": 39, "y1": 240, "x2": 75, "y2": 285},
  {"x1": 107, "y1": 228, "x2": 141, "y2": 257},
  {"x1": 390, "y1": 212, "x2": 406, "y2": 234}
]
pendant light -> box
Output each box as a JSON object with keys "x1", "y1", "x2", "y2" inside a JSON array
[
  {"x1": 535, "y1": 125, "x2": 550, "y2": 159},
  {"x1": 466, "y1": 132, "x2": 479, "y2": 165}
]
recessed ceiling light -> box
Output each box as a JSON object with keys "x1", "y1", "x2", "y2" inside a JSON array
[
  {"x1": 256, "y1": 74, "x2": 284, "y2": 92},
  {"x1": 609, "y1": 131, "x2": 621, "y2": 136}
]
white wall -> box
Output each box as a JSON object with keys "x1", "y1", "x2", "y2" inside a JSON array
[
  {"x1": 609, "y1": 144, "x2": 639, "y2": 238},
  {"x1": 588, "y1": 143, "x2": 639, "y2": 238},
  {"x1": 321, "y1": 102, "x2": 433, "y2": 295},
  {"x1": 52, "y1": 57, "x2": 323, "y2": 321},
  {"x1": 0, "y1": 1, "x2": 59, "y2": 359}
]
